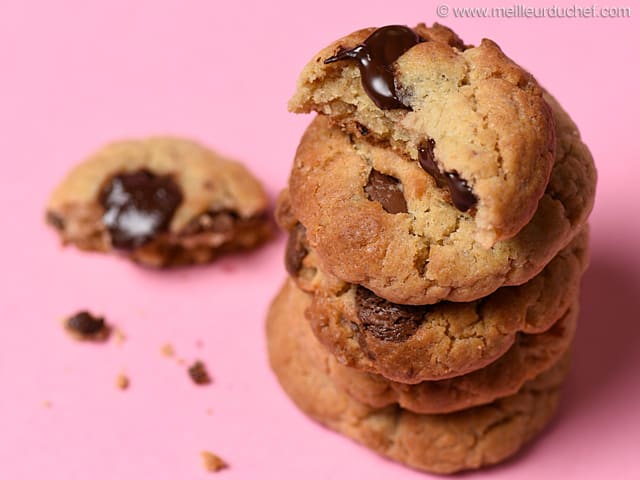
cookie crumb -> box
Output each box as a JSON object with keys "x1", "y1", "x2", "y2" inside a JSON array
[
  {"x1": 160, "y1": 343, "x2": 175, "y2": 358},
  {"x1": 114, "y1": 329, "x2": 127, "y2": 345},
  {"x1": 42, "y1": 400, "x2": 52, "y2": 408},
  {"x1": 64, "y1": 311, "x2": 111, "y2": 342},
  {"x1": 116, "y1": 373, "x2": 130, "y2": 390},
  {"x1": 205, "y1": 408, "x2": 214, "y2": 416},
  {"x1": 188, "y1": 361, "x2": 212, "y2": 385},
  {"x1": 201, "y1": 451, "x2": 227, "y2": 472}
]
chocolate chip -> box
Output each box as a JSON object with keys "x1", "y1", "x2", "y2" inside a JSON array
[
  {"x1": 188, "y1": 361, "x2": 212, "y2": 385},
  {"x1": 65, "y1": 311, "x2": 110, "y2": 341},
  {"x1": 445, "y1": 171, "x2": 477, "y2": 212},
  {"x1": 418, "y1": 140, "x2": 478, "y2": 212},
  {"x1": 356, "y1": 122, "x2": 370, "y2": 136},
  {"x1": 99, "y1": 169, "x2": 183, "y2": 250},
  {"x1": 324, "y1": 25, "x2": 420, "y2": 110},
  {"x1": 285, "y1": 223, "x2": 309, "y2": 276},
  {"x1": 355, "y1": 287, "x2": 424, "y2": 342},
  {"x1": 46, "y1": 211, "x2": 65, "y2": 230},
  {"x1": 365, "y1": 170, "x2": 408, "y2": 214}
]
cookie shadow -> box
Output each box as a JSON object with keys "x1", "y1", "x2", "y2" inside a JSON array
[
  {"x1": 456, "y1": 246, "x2": 640, "y2": 476},
  {"x1": 559, "y1": 246, "x2": 640, "y2": 414}
]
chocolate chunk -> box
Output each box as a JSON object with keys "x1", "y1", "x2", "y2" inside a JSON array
[
  {"x1": 418, "y1": 140, "x2": 478, "y2": 212},
  {"x1": 65, "y1": 311, "x2": 110, "y2": 341},
  {"x1": 365, "y1": 170, "x2": 408, "y2": 214},
  {"x1": 285, "y1": 223, "x2": 309, "y2": 276},
  {"x1": 99, "y1": 170, "x2": 183, "y2": 250},
  {"x1": 324, "y1": 25, "x2": 420, "y2": 110},
  {"x1": 188, "y1": 361, "x2": 212, "y2": 385},
  {"x1": 418, "y1": 139, "x2": 439, "y2": 179},
  {"x1": 355, "y1": 287, "x2": 424, "y2": 342},
  {"x1": 445, "y1": 171, "x2": 477, "y2": 212}
]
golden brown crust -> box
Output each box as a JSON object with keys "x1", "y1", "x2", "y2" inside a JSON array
[
  {"x1": 300, "y1": 229, "x2": 587, "y2": 383},
  {"x1": 287, "y1": 91, "x2": 595, "y2": 304},
  {"x1": 289, "y1": 23, "x2": 556, "y2": 246},
  {"x1": 267, "y1": 279, "x2": 569, "y2": 474},
  {"x1": 327, "y1": 303, "x2": 576, "y2": 413}
]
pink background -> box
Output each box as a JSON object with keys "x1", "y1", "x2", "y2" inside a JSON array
[{"x1": 1, "y1": 0, "x2": 639, "y2": 478}]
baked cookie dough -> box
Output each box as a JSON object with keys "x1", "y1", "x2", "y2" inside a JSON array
[
  {"x1": 286, "y1": 226, "x2": 587, "y2": 383},
  {"x1": 289, "y1": 23, "x2": 556, "y2": 247},
  {"x1": 274, "y1": 277, "x2": 577, "y2": 413},
  {"x1": 267, "y1": 279, "x2": 570, "y2": 474},
  {"x1": 286, "y1": 91, "x2": 595, "y2": 304},
  {"x1": 46, "y1": 137, "x2": 271, "y2": 267}
]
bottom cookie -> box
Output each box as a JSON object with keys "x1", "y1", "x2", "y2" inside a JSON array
[{"x1": 267, "y1": 279, "x2": 570, "y2": 474}]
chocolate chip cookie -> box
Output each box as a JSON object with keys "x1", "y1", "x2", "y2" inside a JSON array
[
  {"x1": 289, "y1": 23, "x2": 556, "y2": 247},
  {"x1": 46, "y1": 137, "x2": 271, "y2": 266},
  {"x1": 327, "y1": 300, "x2": 576, "y2": 414},
  {"x1": 286, "y1": 90, "x2": 595, "y2": 304},
  {"x1": 290, "y1": 227, "x2": 588, "y2": 383},
  {"x1": 267, "y1": 279, "x2": 570, "y2": 474}
]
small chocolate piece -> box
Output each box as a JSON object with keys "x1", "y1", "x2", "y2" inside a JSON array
[
  {"x1": 65, "y1": 311, "x2": 110, "y2": 341},
  {"x1": 99, "y1": 169, "x2": 183, "y2": 250},
  {"x1": 418, "y1": 139, "x2": 440, "y2": 179},
  {"x1": 356, "y1": 122, "x2": 370, "y2": 136},
  {"x1": 445, "y1": 171, "x2": 477, "y2": 212},
  {"x1": 355, "y1": 287, "x2": 424, "y2": 342},
  {"x1": 418, "y1": 141, "x2": 478, "y2": 212},
  {"x1": 365, "y1": 170, "x2": 408, "y2": 214},
  {"x1": 188, "y1": 361, "x2": 212, "y2": 385},
  {"x1": 285, "y1": 223, "x2": 309, "y2": 275},
  {"x1": 324, "y1": 25, "x2": 420, "y2": 110}
]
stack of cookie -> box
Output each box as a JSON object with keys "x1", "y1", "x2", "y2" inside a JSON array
[{"x1": 267, "y1": 23, "x2": 596, "y2": 474}]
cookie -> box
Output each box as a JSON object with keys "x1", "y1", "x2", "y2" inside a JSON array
[
  {"x1": 267, "y1": 279, "x2": 570, "y2": 474},
  {"x1": 289, "y1": 23, "x2": 556, "y2": 247},
  {"x1": 327, "y1": 301, "x2": 576, "y2": 414},
  {"x1": 292, "y1": 227, "x2": 588, "y2": 383},
  {"x1": 46, "y1": 137, "x2": 272, "y2": 267},
  {"x1": 286, "y1": 89, "x2": 595, "y2": 304}
]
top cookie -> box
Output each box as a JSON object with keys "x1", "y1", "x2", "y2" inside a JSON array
[
  {"x1": 286, "y1": 92, "x2": 595, "y2": 305},
  {"x1": 289, "y1": 23, "x2": 556, "y2": 247},
  {"x1": 46, "y1": 137, "x2": 271, "y2": 267}
]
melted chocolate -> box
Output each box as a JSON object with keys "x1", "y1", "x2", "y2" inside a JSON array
[
  {"x1": 365, "y1": 170, "x2": 408, "y2": 214},
  {"x1": 418, "y1": 140, "x2": 477, "y2": 212},
  {"x1": 99, "y1": 170, "x2": 183, "y2": 250},
  {"x1": 355, "y1": 286, "x2": 424, "y2": 342},
  {"x1": 284, "y1": 223, "x2": 309, "y2": 276},
  {"x1": 324, "y1": 25, "x2": 420, "y2": 110}
]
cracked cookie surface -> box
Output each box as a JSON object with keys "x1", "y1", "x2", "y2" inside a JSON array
[
  {"x1": 287, "y1": 91, "x2": 595, "y2": 304},
  {"x1": 267, "y1": 279, "x2": 569, "y2": 474},
  {"x1": 46, "y1": 137, "x2": 271, "y2": 267},
  {"x1": 289, "y1": 23, "x2": 556, "y2": 246},
  {"x1": 283, "y1": 226, "x2": 587, "y2": 383}
]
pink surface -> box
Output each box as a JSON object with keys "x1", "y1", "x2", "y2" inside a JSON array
[{"x1": 1, "y1": 1, "x2": 639, "y2": 478}]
